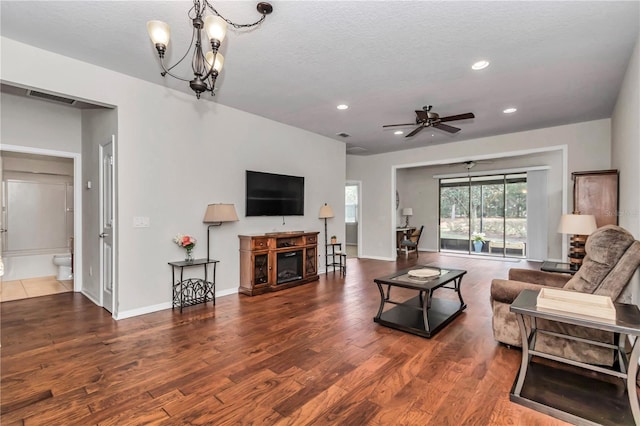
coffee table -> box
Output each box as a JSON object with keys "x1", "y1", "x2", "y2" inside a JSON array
[{"x1": 373, "y1": 266, "x2": 467, "y2": 338}]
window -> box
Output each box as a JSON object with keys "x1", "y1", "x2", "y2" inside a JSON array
[
  {"x1": 345, "y1": 184, "x2": 358, "y2": 223},
  {"x1": 439, "y1": 173, "x2": 527, "y2": 257}
]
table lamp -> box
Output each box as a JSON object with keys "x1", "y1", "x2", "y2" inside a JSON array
[
  {"x1": 402, "y1": 208, "x2": 413, "y2": 228},
  {"x1": 558, "y1": 213, "x2": 597, "y2": 269}
]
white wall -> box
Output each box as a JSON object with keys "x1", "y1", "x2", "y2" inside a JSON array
[
  {"x1": 2, "y1": 154, "x2": 74, "y2": 175},
  {"x1": 611, "y1": 35, "x2": 640, "y2": 302},
  {"x1": 1, "y1": 37, "x2": 346, "y2": 318},
  {"x1": 1, "y1": 92, "x2": 82, "y2": 152},
  {"x1": 612, "y1": 35, "x2": 640, "y2": 239},
  {"x1": 347, "y1": 119, "x2": 611, "y2": 260}
]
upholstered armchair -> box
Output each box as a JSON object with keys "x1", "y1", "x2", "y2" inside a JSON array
[{"x1": 490, "y1": 225, "x2": 640, "y2": 365}]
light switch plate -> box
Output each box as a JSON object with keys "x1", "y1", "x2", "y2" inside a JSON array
[{"x1": 133, "y1": 216, "x2": 150, "y2": 228}]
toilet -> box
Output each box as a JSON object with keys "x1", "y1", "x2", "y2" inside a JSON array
[{"x1": 53, "y1": 254, "x2": 73, "y2": 281}]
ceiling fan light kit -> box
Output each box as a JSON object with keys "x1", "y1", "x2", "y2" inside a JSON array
[
  {"x1": 147, "y1": 0, "x2": 273, "y2": 99},
  {"x1": 383, "y1": 105, "x2": 475, "y2": 138}
]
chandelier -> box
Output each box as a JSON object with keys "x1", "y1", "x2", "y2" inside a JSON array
[{"x1": 147, "y1": 1, "x2": 273, "y2": 99}]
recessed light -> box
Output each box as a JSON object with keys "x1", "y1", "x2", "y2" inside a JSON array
[
  {"x1": 394, "y1": 130, "x2": 403, "y2": 135},
  {"x1": 336, "y1": 104, "x2": 349, "y2": 110},
  {"x1": 503, "y1": 107, "x2": 517, "y2": 114},
  {"x1": 431, "y1": 134, "x2": 435, "y2": 137},
  {"x1": 471, "y1": 60, "x2": 490, "y2": 70}
]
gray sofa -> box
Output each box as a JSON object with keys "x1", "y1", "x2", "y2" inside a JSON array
[{"x1": 490, "y1": 225, "x2": 640, "y2": 365}]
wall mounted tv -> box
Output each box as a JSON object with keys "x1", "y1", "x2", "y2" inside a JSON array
[{"x1": 246, "y1": 170, "x2": 305, "y2": 216}]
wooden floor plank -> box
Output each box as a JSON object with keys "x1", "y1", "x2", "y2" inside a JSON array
[{"x1": 1, "y1": 253, "x2": 570, "y2": 425}]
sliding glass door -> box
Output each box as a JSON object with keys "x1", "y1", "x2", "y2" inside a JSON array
[{"x1": 439, "y1": 173, "x2": 527, "y2": 258}]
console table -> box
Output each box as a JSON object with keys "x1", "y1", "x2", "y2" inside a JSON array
[
  {"x1": 238, "y1": 231, "x2": 319, "y2": 296},
  {"x1": 510, "y1": 289, "x2": 640, "y2": 425},
  {"x1": 168, "y1": 258, "x2": 218, "y2": 313}
]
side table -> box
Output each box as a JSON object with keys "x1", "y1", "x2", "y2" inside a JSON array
[
  {"x1": 540, "y1": 260, "x2": 577, "y2": 275},
  {"x1": 326, "y1": 242, "x2": 345, "y2": 276},
  {"x1": 168, "y1": 258, "x2": 219, "y2": 313},
  {"x1": 510, "y1": 289, "x2": 640, "y2": 425}
]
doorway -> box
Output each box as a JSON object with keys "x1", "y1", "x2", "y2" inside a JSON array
[
  {"x1": 0, "y1": 146, "x2": 82, "y2": 301},
  {"x1": 0, "y1": 84, "x2": 117, "y2": 315},
  {"x1": 345, "y1": 181, "x2": 360, "y2": 258}
]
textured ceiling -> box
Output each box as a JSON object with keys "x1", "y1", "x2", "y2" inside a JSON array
[{"x1": 1, "y1": 1, "x2": 638, "y2": 155}]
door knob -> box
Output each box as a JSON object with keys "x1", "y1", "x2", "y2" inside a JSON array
[
  {"x1": 99, "y1": 232, "x2": 109, "y2": 238},
  {"x1": 0, "y1": 229, "x2": 7, "y2": 233}
]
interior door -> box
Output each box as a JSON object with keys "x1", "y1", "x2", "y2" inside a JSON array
[
  {"x1": 99, "y1": 138, "x2": 115, "y2": 312},
  {"x1": 0, "y1": 156, "x2": 5, "y2": 278}
]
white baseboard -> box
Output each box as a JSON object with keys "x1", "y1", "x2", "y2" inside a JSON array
[
  {"x1": 115, "y1": 302, "x2": 172, "y2": 320},
  {"x1": 113, "y1": 287, "x2": 238, "y2": 320},
  {"x1": 358, "y1": 255, "x2": 396, "y2": 261},
  {"x1": 217, "y1": 287, "x2": 238, "y2": 298},
  {"x1": 81, "y1": 289, "x2": 100, "y2": 306}
]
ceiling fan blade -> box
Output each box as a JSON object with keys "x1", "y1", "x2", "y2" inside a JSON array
[
  {"x1": 382, "y1": 123, "x2": 416, "y2": 128},
  {"x1": 433, "y1": 123, "x2": 461, "y2": 133},
  {"x1": 438, "y1": 112, "x2": 475, "y2": 123},
  {"x1": 415, "y1": 110, "x2": 428, "y2": 122},
  {"x1": 406, "y1": 125, "x2": 425, "y2": 137}
]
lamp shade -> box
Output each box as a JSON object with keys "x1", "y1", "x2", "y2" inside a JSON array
[
  {"x1": 319, "y1": 203, "x2": 334, "y2": 219},
  {"x1": 402, "y1": 208, "x2": 413, "y2": 216},
  {"x1": 147, "y1": 20, "x2": 171, "y2": 46},
  {"x1": 558, "y1": 214, "x2": 597, "y2": 235},
  {"x1": 205, "y1": 51, "x2": 225, "y2": 73},
  {"x1": 204, "y1": 15, "x2": 227, "y2": 43},
  {"x1": 203, "y1": 203, "x2": 239, "y2": 223}
]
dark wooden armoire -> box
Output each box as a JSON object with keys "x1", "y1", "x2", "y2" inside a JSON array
[{"x1": 572, "y1": 170, "x2": 619, "y2": 227}]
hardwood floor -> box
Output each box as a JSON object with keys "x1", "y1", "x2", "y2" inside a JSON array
[{"x1": 0, "y1": 253, "x2": 570, "y2": 425}]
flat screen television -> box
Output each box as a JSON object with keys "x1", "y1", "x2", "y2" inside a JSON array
[{"x1": 246, "y1": 170, "x2": 305, "y2": 216}]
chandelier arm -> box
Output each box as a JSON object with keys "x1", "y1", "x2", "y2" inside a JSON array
[
  {"x1": 204, "y1": 0, "x2": 267, "y2": 29},
  {"x1": 207, "y1": 72, "x2": 217, "y2": 95},
  {"x1": 192, "y1": 30, "x2": 205, "y2": 76},
  {"x1": 201, "y1": 50, "x2": 219, "y2": 81},
  {"x1": 162, "y1": 28, "x2": 198, "y2": 75},
  {"x1": 158, "y1": 59, "x2": 193, "y2": 82}
]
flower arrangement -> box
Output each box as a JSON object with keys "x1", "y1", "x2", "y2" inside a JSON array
[
  {"x1": 174, "y1": 234, "x2": 196, "y2": 261},
  {"x1": 471, "y1": 232, "x2": 486, "y2": 242}
]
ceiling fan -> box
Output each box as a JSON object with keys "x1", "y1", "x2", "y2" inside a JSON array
[
  {"x1": 461, "y1": 160, "x2": 493, "y2": 170},
  {"x1": 383, "y1": 105, "x2": 475, "y2": 137}
]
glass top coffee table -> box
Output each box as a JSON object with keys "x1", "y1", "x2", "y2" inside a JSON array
[{"x1": 373, "y1": 265, "x2": 467, "y2": 338}]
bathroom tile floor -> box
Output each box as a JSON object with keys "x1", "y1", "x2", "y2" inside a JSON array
[{"x1": 0, "y1": 276, "x2": 73, "y2": 302}]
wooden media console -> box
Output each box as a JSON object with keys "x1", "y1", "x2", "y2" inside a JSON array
[{"x1": 238, "y1": 231, "x2": 319, "y2": 296}]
